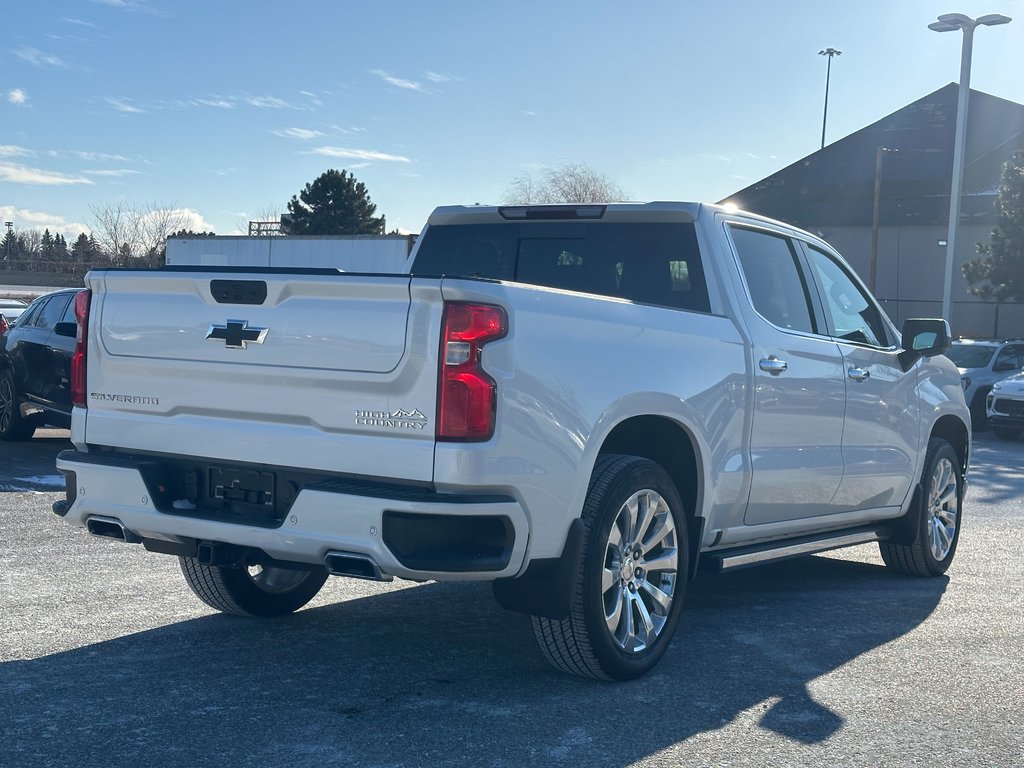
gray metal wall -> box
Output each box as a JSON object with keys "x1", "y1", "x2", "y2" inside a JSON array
[{"x1": 813, "y1": 223, "x2": 1020, "y2": 339}]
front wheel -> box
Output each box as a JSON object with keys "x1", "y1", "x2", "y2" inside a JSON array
[
  {"x1": 179, "y1": 557, "x2": 328, "y2": 617},
  {"x1": 531, "y1": 455, "x2": 689, "y2": 680},
  {"x1": 879, "y1": 438, "x2": 963, "y2": 577}
]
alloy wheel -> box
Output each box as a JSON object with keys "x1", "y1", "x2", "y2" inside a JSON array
[
  {"x1": 601, "y1": 489, "x2": 679, "y2": 653},
  {"x1": 927, "y1": 456, "x2": 959, "y2": 561}
]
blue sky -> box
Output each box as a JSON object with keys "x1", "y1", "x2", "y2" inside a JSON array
[{"x1": 3, "y1": 0, "x2": 1023, "y2": 239}]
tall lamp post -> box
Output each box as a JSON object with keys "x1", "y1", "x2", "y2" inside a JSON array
[
  {"x1": 818, "y1": 48, "x2": 842, "y2": 150},
  {"x1": 929, "y1": 12, "x2": 1011, "y2": 324}
]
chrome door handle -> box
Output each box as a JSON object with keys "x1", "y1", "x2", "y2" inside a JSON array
[
  {"x1": 759, "y1": 356, "x2": 788, "y2": 375},
  {"x1": 848, "y1": 367, "x2": 870, "y2": 382}
]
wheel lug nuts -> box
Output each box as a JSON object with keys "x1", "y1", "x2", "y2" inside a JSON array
[{"x1": 635, "y1": 568, "x2": 643, "y2": 578}]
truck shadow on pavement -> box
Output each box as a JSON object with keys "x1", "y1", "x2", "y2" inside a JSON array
[{"x1": 0, "y1": 555, "x2": 946, "y2": 767}]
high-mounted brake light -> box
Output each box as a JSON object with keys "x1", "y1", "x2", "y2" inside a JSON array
[
  {"x1": 498, "y1": 205, "x2": 606, "y2": 220},
  {"x1": 71, "y1": 289, "x2": 91, "y2": 408},
  {"x1": 438, "y1": 303, "x2": 507, "y2": 441}
]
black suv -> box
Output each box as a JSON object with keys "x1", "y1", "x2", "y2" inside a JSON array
[{"x1": 0, "y1": 288, "x2": 83, "y2": 440}]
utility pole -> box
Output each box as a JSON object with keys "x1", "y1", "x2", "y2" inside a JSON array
[{"x1": 819, "y1": 48, "x2": 842, "y2": 150}]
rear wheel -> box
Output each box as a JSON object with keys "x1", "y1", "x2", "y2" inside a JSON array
[
  {"x1": 179, "y1": 557, "x2": 328, "y2": 617},
  {"x1": 879, "y1": 438, "x2": 962, "y2": 577},
  {"x1": 531, "y1": 455, "x2": 688, "y2": 680},
  {"x1": 992, "y1": 426, "x2": 1021, "y2": 440},
  {"x1": 0, "y1": 369, "x2": 35, "y2": 441}
]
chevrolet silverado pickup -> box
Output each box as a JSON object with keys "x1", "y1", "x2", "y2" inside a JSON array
[{"x1": 50, "y1": 202, "x2": 970, "y2": 680}]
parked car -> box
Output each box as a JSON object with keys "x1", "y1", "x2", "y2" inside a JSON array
[
  {"x1": 0, "y1": 298, "x2": 29, "y2": 335},
  {"x1": 986, "y1": 372, "x2": 1024, "y2": 439},
  {"x1": 0, "y1": 288, "x2": 82, "y2": 440},
  {"x1": 946, "y1": 339, "x2": 1024, "y2": 427}
]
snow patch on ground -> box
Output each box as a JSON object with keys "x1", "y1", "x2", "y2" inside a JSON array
[{"x1": 13, "y1": 475, "x2": 65, "y2": 489}]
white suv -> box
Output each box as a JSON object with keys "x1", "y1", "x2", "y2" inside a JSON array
[{"x1": 946, "y1": 339, "x2": 1024, "y2": 427}]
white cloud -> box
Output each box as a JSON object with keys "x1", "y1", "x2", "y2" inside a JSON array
[
  {"x1": 195, "y1": 98, "x2": 234, "y2": 109},
  {"x1": 147, "y1": 207, "x2": 214, "y2": 233},
  {"x1": 12, "y1": 47, "x2": 67, "y2": 68},
  {"x1": 62, "y1": 17, "x2": 99, "y2": 28},
  {"x1": 308, "y1": 147, "x2": 411, "y2": 163},
  {"x1": 0, "y1": 162, "x2": 94, "y2": 186},
  {"x1": 0, "y1": 205, "x2": 91, "y2": 238},
  {"x1": 247, "y1": 95, "x2": 293, "y2": 109},
  {"x1": 274, "y1": 127, "x2": 323, "y2": 140},
  {"x1": 424, "y1": 71, "x2": 459, "y2": 83},
  {"x1": 74, "y1": 150, "x2": 130, "y2": 162},
  {"x1": 0, "y1": 145, "x2": 30, "y2": 157},
  {"x1": 86, "y1": 169, "x2": 141, "y2": 177},
  {"x1": 370, "y1": 69, "x2": 425, "y2": 93},
  {"x1": 106, "y1": 97, "x2": 145, "y2": 114},
  {"x1": 7, "y1": 89, "x2": 27, "y2": 105}
]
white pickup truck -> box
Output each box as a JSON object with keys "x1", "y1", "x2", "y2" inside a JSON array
[{"x1": 53, "y1": 202, "x2": 970, "y2": 680}]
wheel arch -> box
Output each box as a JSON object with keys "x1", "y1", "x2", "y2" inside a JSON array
[
  {"x1": 931, "y1": 414, "x2": 969, "y2": 475},
  {"x1": 596, "y1": 414, "x2": 705, "y2": 577}
]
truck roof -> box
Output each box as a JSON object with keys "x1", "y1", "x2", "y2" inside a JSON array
[{"x1": 425, "y1": 201, "x2": 804, "y2": 232}]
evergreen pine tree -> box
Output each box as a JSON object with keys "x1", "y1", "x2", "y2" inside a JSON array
[
  {"x1": 282, "y1": 169, "x2": 385, "y2": 235},
  {"x1": 964, "y1": 150, "x2": 1024, "y2": 301}
]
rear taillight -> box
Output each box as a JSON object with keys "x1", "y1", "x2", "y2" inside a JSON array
[
  {"x1": 438, "y1": 303, "x2": 507, "y2": 441},
  {"x1": 0, "y1": 315, "x2": 7, "y2": 335},
  {"x1": 71, "y1": 289, "x2": 91, "y2": 408}
]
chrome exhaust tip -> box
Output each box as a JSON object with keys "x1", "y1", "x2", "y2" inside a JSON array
[
  {"x1": 86, "y1": 516, "x2": 142, "y2": 544},
  {"x1": 324, "y1": 550, "x2": 392, "y2": 582}
]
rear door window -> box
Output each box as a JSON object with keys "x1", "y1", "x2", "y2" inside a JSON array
[
  {"x1": 727, "y1": 225, "x2": 816, "y2": 334},
  {"x1": 412, "y1": 221, "x2": 710, "y2": 313}
]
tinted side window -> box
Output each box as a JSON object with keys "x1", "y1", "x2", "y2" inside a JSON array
[
  {"x1": 413, "y1": 222, "x2": 710, "y2": 313},
  {"x1": 728, "y1": 226, "x2": 816, "y2": 334},
  {"x1": 806, "y1": 247, "x2": 889, "y2": 347},
  {"x1": 60, "y1": 293, "x2": 79, "y2": 324},
  {"x1": 994, "y1": 346, "x2": 1024, "y2": 371},
  {"x1": 16, "y1": 298, "x2": 45, "y2": 328},
  {"x1": 33, "y1": 294, "x2": 72, "y2": 331}
]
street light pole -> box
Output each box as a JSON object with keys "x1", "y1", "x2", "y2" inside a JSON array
[
  {"x1": 929, "y1": 12, "x2": 1011, "y2": 325},
  {"x1": 819, "y1": 48, "x2": 842, "y2": 150}
]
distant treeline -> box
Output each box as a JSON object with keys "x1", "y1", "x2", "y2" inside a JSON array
[{"x1": 0, "y1": 227, "x2": 213, "y2": 283}]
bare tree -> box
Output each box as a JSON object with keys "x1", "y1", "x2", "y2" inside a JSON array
[
  {"x1": 238, "y1": 204, "x2": 288, "y2": 236},
  {"x1": 89, "y1": 201, "x2": 190, "y2": 263},
  {"x1": 503, "y1": 163, "x2": 627, "y2": 205}
]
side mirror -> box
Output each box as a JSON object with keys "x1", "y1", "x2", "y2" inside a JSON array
[
  {"x1": 898, "y1": 318, "x2": 950, "y2": 370},
  {"x1": 54, "y1": 321, "x2": 77, "y2": 338}
]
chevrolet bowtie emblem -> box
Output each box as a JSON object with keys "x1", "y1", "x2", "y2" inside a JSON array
[{"x1": 206, "y1": 319, "x2": 268, "y2": 349}]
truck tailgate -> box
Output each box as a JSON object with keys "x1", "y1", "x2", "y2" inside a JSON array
[{"x1": 83, "y1": 270, "x2": 442, "y2": 482}]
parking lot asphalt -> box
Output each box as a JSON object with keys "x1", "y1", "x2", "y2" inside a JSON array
[{"x1": 1, "y1": 431, "x2": 1022, "y2": 767}]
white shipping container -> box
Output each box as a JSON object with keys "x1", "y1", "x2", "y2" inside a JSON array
[{"x1": 165, "y1": 235, "x2": 416, "y2": 273}]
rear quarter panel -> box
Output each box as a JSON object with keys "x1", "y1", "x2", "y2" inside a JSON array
[{"x1": 433, "y1": 278, "x2": 749, "y2": 561}]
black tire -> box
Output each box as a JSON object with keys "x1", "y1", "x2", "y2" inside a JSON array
[
  {"x1": 0, "y1": 369, "x2": 35, "y2": 441},
  {"x1": 179, "y1": 557, "x2": 328, "y2": 617},
  {"x1": 531, "y1": 454, "x2": 689, "y2": 681},
  {"x1": 879, "y1": 438, "x2": 963, "y2": 577},
  {"x1": 992, "y1": 426, "x2": 1021, "y2": 441}
]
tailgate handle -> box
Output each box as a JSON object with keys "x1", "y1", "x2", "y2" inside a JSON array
[{"x1": 210, "y1": 280, "x2": 267, "y2": 305}]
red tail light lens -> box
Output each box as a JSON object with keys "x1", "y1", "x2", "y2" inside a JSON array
[
  {"x1": 438, "y1": 303, "x2": 507, "y2": 441},
  {"x1": 0, "y1": 314, "x2": 7, "y2": 335},
  {"x1": 71, "y1": 289, "x2": 91, "y2": 408}
]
